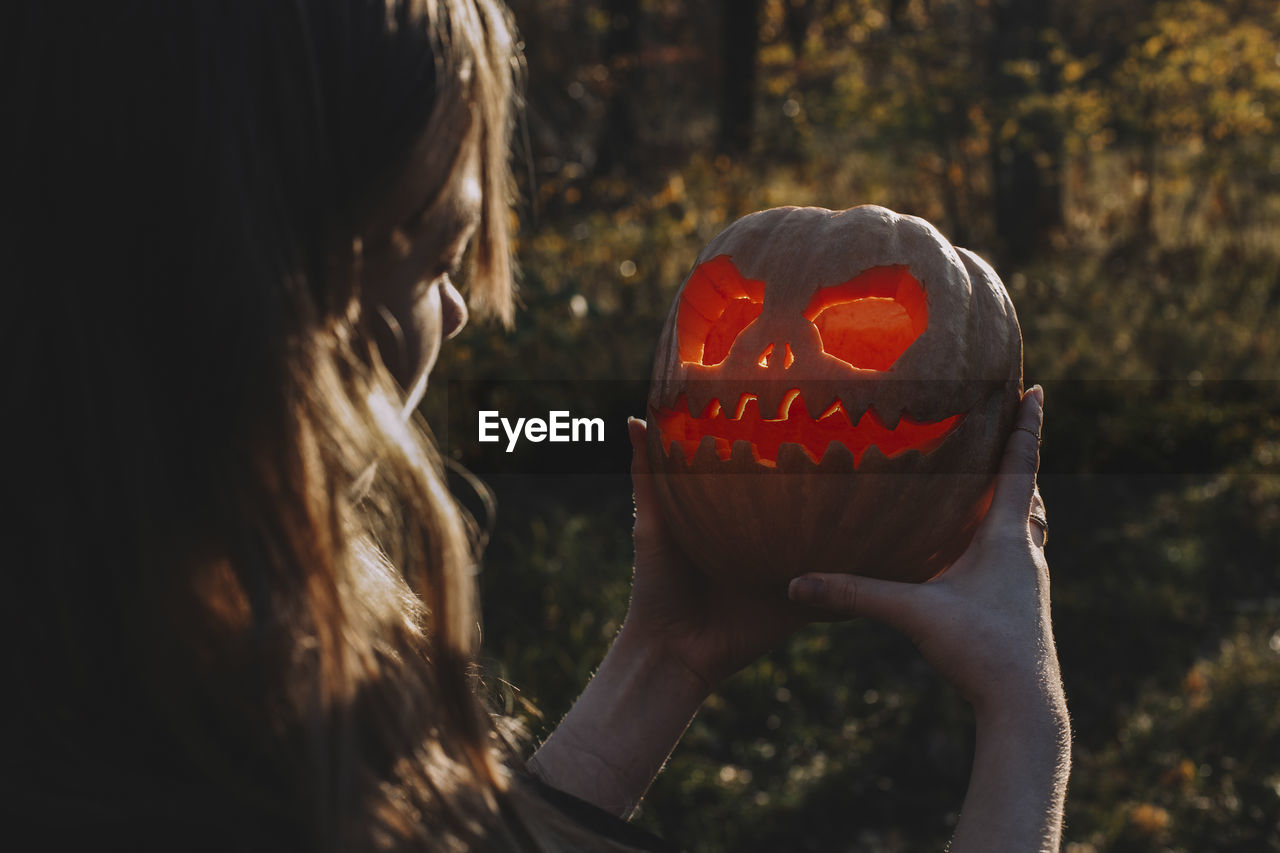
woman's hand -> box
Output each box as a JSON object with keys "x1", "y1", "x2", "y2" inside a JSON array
[
  {"x1": 786, "y1": 386, "x2": 1060, "y2": 717},
  {"x1": 787, "y1": 386, "x2": 1071, "y2": 853},
  {"x1": 533, "y1": 387, "x2": 1068, "y2": 839},
  {"x1": 527, "y1": 417, "x2": 821, "y2": 817},
  {"x1": 620, "y1": 417, "x2": 818, "y2": 690}
]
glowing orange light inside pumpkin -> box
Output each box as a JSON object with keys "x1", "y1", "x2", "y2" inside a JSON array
[
  {"x1": 656, "y1": 392, "x2": 962, "y2": 467},
  {"x1": 803, "y1": 265, "x2": 927, "y2": 371},
  {"x1": 676, "y1": 258, "x2": 928, "y2": 371},
  {"x1": 665, "y1": 257, "x2": 955, "y2": 468},
  {"x1": 676, "y1": 255, "x2": 764, "y2": 366}
]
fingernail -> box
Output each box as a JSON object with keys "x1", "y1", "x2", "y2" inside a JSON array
[
  {"x1": 789, "y1": 576, "x2": 825, "y2": 602},
  {"x1": 1030, "y1": 384, "x2": 1044, "y2": 406},
  {"x1": 626, "y1": 417, "x2": 644, "y2": 449}
]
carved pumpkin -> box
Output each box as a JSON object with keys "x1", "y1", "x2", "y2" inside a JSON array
[{"x1": 646, "y1": 205, "x2": 1023, "y2": 585}]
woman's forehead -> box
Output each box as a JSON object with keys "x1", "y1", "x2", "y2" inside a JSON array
[{"x1": 363, "y1": 114, "x2": 479, "y2": 240}]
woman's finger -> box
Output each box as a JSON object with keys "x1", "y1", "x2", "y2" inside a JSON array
[
  {"x1": 985, "y1": 385, "x2": 1044, "y2": 533},
  {"x1": 628, "y1": 417, "x2": 648, "y2": 472},
  {"x1": 1029, "y1": 485, "x2": 1047, "y2": 548},
  {"x1": 628, "y1": 417, "x2": 663, "y2": 542},
  {"x1": 788, "y1": 572, "x2": 924, "y2": 636}
]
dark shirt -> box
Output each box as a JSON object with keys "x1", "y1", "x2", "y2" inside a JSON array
[{"x1": 525, "y1": 776, "x2": 679, "y2": 852}]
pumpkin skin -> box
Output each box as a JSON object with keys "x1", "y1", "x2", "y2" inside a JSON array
[{"x1": 646, "y1": 205, "x2": 1023, "y2": 586}]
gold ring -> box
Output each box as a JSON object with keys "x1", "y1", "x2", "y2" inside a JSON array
[
  {"x1": 1029, "y1": 512, "x2": 1048, "y2": 546},
  {"x1": 1014, "y1": 426, "x2": 1042, "y2": 445}
]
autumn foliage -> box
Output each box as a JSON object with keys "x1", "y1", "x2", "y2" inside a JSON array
[{"x1": 427, "y1": 1, "x2": 1280, "y2": 850}]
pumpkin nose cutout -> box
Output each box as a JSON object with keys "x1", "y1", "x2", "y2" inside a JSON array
[{"x1": 756, "y1": 343, "x2": 796, "y2": 369}]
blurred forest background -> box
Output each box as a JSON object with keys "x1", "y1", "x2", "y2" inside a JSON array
[{"x1": 424, "y1": 1, "x2": 1280, "y2": 850}]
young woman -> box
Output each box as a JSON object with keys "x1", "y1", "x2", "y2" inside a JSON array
[{"x1": 3, "y1": 1, "x2": 1068, "y2": 850}]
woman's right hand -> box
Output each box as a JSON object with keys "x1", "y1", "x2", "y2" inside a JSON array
[
  {"x1": 788, "y1": 386, "x2": 1070, "y2": 853},
  {"x1": 788, "y1": 385, "x2": 1061, "y2": 718}
]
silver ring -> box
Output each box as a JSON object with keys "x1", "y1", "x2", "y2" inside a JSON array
[
  {"x1": 1029, "y1": 512, "x2": 1048, "y2": 546},
  {"x1": 1014, "y1": 426, "x2": 1042, "y2": 445}
]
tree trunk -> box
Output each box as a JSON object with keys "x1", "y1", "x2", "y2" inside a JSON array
[
  {"x1": 784, "y1": 0, "x2": 814, "y2": 59},
  {"x1": 595, "y1": 0, "x2": 642, "y2": 175},
  {"x1": 717, "y1": 0, "x2": 761, "y2": 155},
  {"x1": 989, "y1": 0, "x2": 1063, "y2": 264}
]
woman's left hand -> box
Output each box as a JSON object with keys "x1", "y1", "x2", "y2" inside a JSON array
[
  {"x1": 621, "y1": 417, "x2": 819, "y2": 690},
  {"x1": 527, "y1": 419, "x2": 821, "y2": 815}
]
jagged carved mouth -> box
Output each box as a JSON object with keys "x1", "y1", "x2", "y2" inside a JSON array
[{"x1": 655, "y1": 391, "x2": 963, "y2": 467}]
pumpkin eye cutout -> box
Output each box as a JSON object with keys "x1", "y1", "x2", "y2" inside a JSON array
[
  {"x1": 676, "y1": 255, "x2": 765, "y2": 366},
  {"x1": 802, "y1": 265, "x2": 928, "y2": 371}
]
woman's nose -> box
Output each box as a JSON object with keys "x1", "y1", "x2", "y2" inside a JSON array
[{"x1": 440, "y1": 275, "x2": 469, "y2": 340}]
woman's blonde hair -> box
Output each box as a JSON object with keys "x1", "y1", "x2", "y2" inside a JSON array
[{"x1": 3, "y1": 2, "x2": 637, "y2": 849}]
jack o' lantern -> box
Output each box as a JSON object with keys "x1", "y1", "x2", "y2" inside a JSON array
[{"x1": 646, "y1": 205, "x2": 1022, "y2": 585}]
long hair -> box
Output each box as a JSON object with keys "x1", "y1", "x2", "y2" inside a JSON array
[{"x1": 3, "y1": 2, "x2": 631, "y2": 850}]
